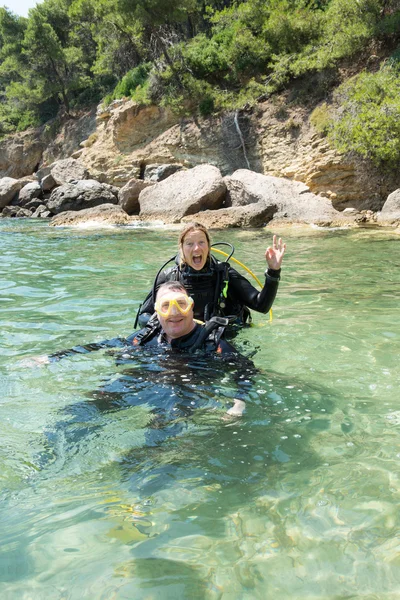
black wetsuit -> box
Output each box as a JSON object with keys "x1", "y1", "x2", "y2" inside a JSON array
[
  {"x1": 47, "y1": 320, "x2": 237, "y2": 362},
  {"x1": 138, "y1": 255, "x2": 281, "y2": 326}
]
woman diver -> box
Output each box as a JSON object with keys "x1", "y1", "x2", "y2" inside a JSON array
[{"x1": 137, "y1": 222, "x2": 286, "y2": 328}]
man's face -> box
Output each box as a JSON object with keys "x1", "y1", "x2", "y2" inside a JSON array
[{"x1": 155, "y1": 289, "x2": 195, "y2": 341}]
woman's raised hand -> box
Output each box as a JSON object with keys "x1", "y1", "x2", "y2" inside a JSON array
[{"x1": 265, "y1": 235, "x2": 286, "y2": 270}]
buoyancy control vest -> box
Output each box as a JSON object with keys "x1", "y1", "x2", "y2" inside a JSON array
[
  {"x1": 167, "y1": 257, "x2": 230, "y2": 322},
  {"x1": 136, "y1": 251, "x2": 253, "y2": 329},
  {"x1": 129, "y1": 316, "x2": 231, "y2": 353}
]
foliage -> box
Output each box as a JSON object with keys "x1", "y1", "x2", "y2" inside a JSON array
[
  {"x1": 328, "y1": 63, "x2": 400, "y2": 166},
  {"x1": 310, "y1": 101, "x2": 330, "y2": 135},
  {"x1": 0, "y1": 0, "x2": 400, "y2": 148},
  {"x1": 113, "y1": 63, "x2": 152, "y2": 99},
  {"x1": 268, "y1": 0, "x2": 382, "y2": 90}
]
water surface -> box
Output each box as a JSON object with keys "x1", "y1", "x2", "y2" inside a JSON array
[{"x1": 1, "y1": 219, "x2": 400, "y2": 599}]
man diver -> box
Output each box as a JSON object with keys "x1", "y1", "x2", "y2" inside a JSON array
[
  {"x1": 26, "y1": 281, "x2": 247, "y2": 416},
  {"x1": 130, "y1": 281, "x2": 238, "y2": 353}
]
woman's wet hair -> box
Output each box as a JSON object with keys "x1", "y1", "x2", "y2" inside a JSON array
[
  {"x1": 156, "y1": 281, "x2": 188, "y2": 299},
  {"x1": 178, "y1": 222, "x2": 211, "y2": 266}
]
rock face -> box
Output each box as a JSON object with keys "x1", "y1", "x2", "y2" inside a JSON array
[
  {"x1": 139, "y1": 164, "x2": 226, "y2": 223},
  {"x1": 5, "y1": 93, "x2": 400, "y2": 226},
  {"x1": 47, "y1": 180, "x2": 118, "y2": 214},
  {"x1": 118, "y1": 178, "x2": 154, "y2": 215},
  {"x1": 78, "y1": 99, "x2": 400, "y2": 210},
  {"x1": 111, "y1": 102, "x2": 177, "y2": 152},
  {"x1": 0, "y1": 130, "x2": 46, "y2": 179},
  {"x1": 50, "y1": 204, "x2": 132, "y2": 226},
  {"x1": 41, "y1": 108, "x2": 97, "y2": 165},
  {"x1": 2, "y1": 97, "x2": 400, "y2": 214}
]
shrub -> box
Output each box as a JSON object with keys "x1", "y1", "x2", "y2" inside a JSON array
[
  {"x1": 328, "y1": 63, "x2": 400, "y2": 166},
  {"x1": 111, "y1": 63, "x2": 152, "y2": 101},
  {"x1": 199, "y1": 95, "x2": 215, "y2": 116},
  {"x1": 310, "y1": 102, "x2": 331, "y2": 135}
]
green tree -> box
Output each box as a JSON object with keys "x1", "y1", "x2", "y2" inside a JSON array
[
  {"x1": 6, "y1": 6, "x2": 90, "y2": 115},
  {"x1": 0, "y1": 8, "x2": 27, "y2": 87}
]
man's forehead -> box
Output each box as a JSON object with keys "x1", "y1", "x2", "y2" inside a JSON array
[{"x1": 156, "y1": 289, "x2": 188, "y2": 300}]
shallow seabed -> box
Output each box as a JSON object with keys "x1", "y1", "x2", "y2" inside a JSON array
[{"x1": 1, "y1": 219, "x2": 400, "y2": 599}]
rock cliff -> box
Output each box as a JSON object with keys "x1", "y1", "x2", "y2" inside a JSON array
[{"x1": 1, "y1": 95, "x2": 399, "y2": 220}]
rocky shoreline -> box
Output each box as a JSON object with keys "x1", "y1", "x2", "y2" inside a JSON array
[
  {"x1": 1, "y1": 99, "x2": 400, "y2": 230},
  {"x1": 1, "y1": 155, "x2": 399, "y2": 230}
]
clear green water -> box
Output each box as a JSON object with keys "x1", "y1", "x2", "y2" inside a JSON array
[{"x1": 1, "y1": 219, "x2": 400, "y2": 599}]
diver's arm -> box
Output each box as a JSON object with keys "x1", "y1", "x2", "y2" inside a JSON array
[
  {"x1": 228, "y1": 266, "x2": 280, "y2": 313},
  {"x1": 46, "y1": 337, "x2": 129, "y2": 362},
  {"x1": 21, "y1": 337, "x2": 130, "y2": 366}
]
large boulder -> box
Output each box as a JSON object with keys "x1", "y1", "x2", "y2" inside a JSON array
[
  {"x1": 182, "y1": 202, "x2": 278, "y2": 229},
  {"x1": 49, "y1": 204, "x2": 132, "y2": 226},
  {"x1": 37, "y1": 158, "x2": 89, "y2": 187},
  {"x1": 118, "y1": 178, "x2": 154, "y2": 214},
  {"x1": 0, "y1": 129, "x2": 45, "y2": 179},
  {"x1": 41, "y1": 173, "x2": 57, "y2": 192},
  {"x1": 0, "y1": 177, "x2": 26, "y2": 209},
  {"x1": 377, "y1": 189, "x2": 400, "y2": 224},
  {"x1": 139, "y1": 164, "x2": 226, "y2": 223},
  {"x1": 47, "y1": 180, "x2": 118, "y2": 215},
  {"x1": 223, "y1": 176, "x2": 262, "y2": 207},
  {"x1": 226, "y1": 169, "x2": 341, "y2": 224},
  {"x1": 14, "y1": 181, "x2": 42, "y2": 206}
]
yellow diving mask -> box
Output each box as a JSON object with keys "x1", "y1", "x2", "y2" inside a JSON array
[{"x1": 155, "y1": 294, "x2": 194, "y2": 317}]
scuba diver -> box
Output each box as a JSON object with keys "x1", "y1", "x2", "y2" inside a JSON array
[
  {"x1": 28, "y1": 283, "x2": 238, "y2": 357},
  {"x1": 136, "y1": 222, "x2": 286, "y2": 329},
  {"x1": 26, "y1": 281, "x2": 248, "y2": 417}
]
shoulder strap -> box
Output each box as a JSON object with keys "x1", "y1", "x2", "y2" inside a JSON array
[
  {"x1": 131, "y1": 315, "x2": 162, "y2": 346},
  {"x1": 188, "y1": 316, "x2": 229, "y2": 353}
]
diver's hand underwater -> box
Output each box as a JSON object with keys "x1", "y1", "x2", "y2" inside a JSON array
[
  {"x1": 18, "y1": 355, "x2": 51, "y2": 368},
  {"x1": 223, "y1": 398, "x2": 246, "y2": 420}
]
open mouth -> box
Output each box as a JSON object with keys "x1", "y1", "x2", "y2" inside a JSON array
[{"x1": 192, "y1": 254, "x2": 203, "y2": 266}]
